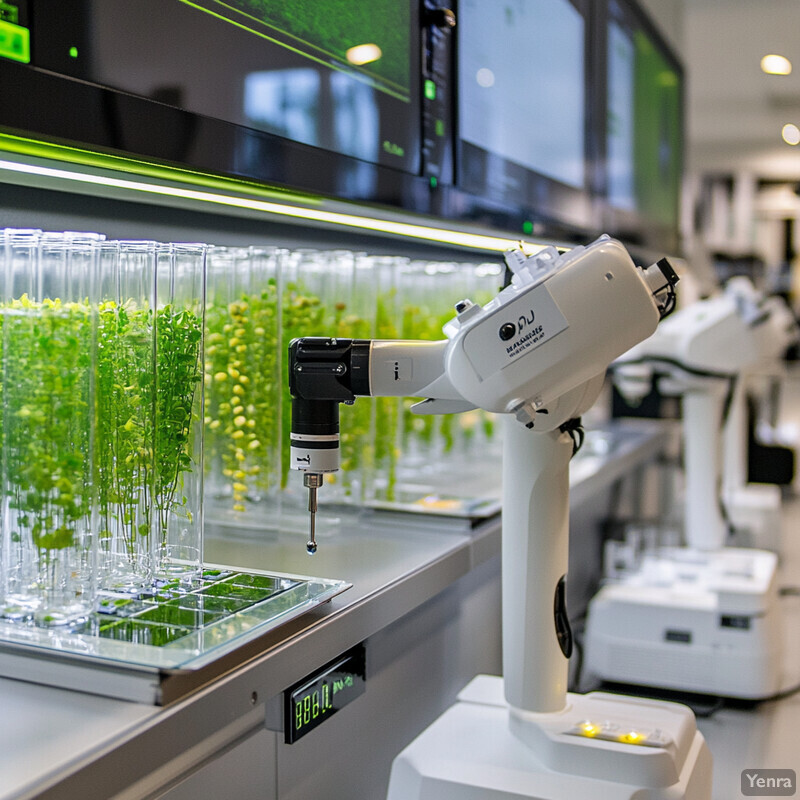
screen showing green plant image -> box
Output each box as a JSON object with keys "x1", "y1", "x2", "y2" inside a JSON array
[
  {"x1": 28, "y1": 0, "x2": 419, "y2": 173},
  {"x1": 183, "y1": 0, "x2": 411, "y2": 100},
  {"x1": 607, "y1": 4, "x2": 682, "y2": 230}
]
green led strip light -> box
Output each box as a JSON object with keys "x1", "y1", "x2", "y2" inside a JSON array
[
  {"x1": 0, "y1": 132, "x2": 320, "y2": 206},
  {"x1": 0, "y1": 137, "x2": 546, "y2": 253}
]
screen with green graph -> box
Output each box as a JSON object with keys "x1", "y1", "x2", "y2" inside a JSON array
[{"x1": 27, "y1": 0, "x2": 420, "y2": 174}]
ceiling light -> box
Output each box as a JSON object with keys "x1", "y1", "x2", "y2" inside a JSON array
[
  {"x1": 782, "y1": 123, "x2": 800, "y2": 145},
  {"x1": 761, "y1": 54, "x2": 792, "y2": 75},
  {"x1": 346, "y1": 43, "x2": 382, "y2": 66},
  {"x1": 476, "y1": 68, "x2": 495, "y2": 88}
]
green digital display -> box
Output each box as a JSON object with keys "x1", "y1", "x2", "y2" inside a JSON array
[{"x1": 285, "y1": 643, "x2": 366, "y2": 743}]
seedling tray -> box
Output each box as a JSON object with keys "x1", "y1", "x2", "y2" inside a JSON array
[{"x1": 0, "y1": 564, "x2": 350, "y2": 704}]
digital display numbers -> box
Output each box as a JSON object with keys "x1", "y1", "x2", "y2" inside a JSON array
[{"x1": 284, "y1": 643, "x2": 366, "y2": 744}]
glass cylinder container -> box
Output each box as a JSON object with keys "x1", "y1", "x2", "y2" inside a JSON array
[
  {"x1": 391, "y1": 257, "x2": 504, "y2": 503},
  {"x1": 96, "y1": 240, "x2": 159, "y2": 593},
  {"x1": 0, "y1": 229, "x2": 99, "y2": 627},
  {"x1": 0, "y1": 228, "x2": 43, "y2": 622},
  {"x1": 96, "y1": 240, "x2": 206, "y2": 592},
  {"x1": 436, "y1": 260, "x2": 505, "y2": 491},
  {"x1": 360, "y1": 254, "x2": 405, "y2": 505},
  {"x1": 280, "y1": 249, "x2": 372, "y2": 511},
  {"x1": 204, "y1": 246, "x2": 282, "y2": 522},
  {"x1": 280, "y1": 248, "x2": 328, "y2": 509},
  {"x1": 153, "y1": 242, "x2": 206, "y2": 585},
  {"x1": 395, "y1": 259, "x2": 455, "y2": 486},
  {"x1": 328, "y1": 250, "x2": 375, "y2": 505}
]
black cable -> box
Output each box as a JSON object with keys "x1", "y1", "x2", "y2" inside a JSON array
[
  {"x1": 613, "y1": 356, "x2": 735, "y2": 383},
  {"x1": 692, "y1": 697, "x2": 726, "y2": 718},
  {"x1": 569, "y1": 613, "x2": 588, "y2": 693},
  {"x1": 570, "y1": 635, "x2": 584, "y2": 693},
  {"x1": 658, "y1": 282, "x2": 678, "y2": 320},
  {"x1": 718, "y1": 375, "x2": 739, "y2": 540},
  {"x1": 560, "y1": 417, "x2": 585, "y2": 457}
]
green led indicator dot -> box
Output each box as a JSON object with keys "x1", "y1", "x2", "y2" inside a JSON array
[
  {"x1": 435, "y1": 119, "x2": 445, "y2": 137},
  {"x1": 429, "y1": 176, "x2": 438, "y2": 189},
  {"x1": 522, "y1": 220, "x2": 534, "y2": 235},
  {"x1": 69, "y1": 46, "x2": 79, "y2": 58},
  {"x1": 424, "y1": 79, "x2": 437, "y2": 100}
]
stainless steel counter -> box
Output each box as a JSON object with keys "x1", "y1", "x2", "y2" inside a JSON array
[{"x1": 0, "y1": 420, "x2": 672, "y2": 800}]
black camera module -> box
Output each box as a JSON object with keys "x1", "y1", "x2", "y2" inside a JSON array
[{"x1": 499, "y1": 322, "x2": 516, "y2": 341}]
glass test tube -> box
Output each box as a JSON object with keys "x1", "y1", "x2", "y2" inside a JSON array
[
  {"x1": 360, "y1": 254, "x2": 406, "y2": 505},
  {"x1": 98, "y1": 240, "x2": 159, "y2": 593},
  {"x1": 1, "y1": 229, "x2": 99, "y2": 627},
  {"x1": 0, "y1": 228, "x2": 43, "y2": 621},
  {"x1": 153, "y1": 241, "x2": 206, "y2": 585},
  {"x1": 204, "y1": 246, "x2": 282, "y2": 521}
]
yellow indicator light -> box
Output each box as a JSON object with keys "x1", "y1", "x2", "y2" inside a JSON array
[
  {"x1": 567, "y1": 721, "x2": 668, "y2": 748},
  {"x1": 346, "y1": 43, "x2": 382, "y2": 66}
]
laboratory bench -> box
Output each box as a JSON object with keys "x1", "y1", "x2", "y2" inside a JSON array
[{"x1": 0, "y1": 418, "x2": 726, "y2": 800}]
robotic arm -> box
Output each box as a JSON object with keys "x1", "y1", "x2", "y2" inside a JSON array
[
  {"x1": 612, "y1": 278, "x2": 798, "y2": 552},
  {"x1": 290, "y1": 236, "x2": 677, "y2": 543},
  {"x1": 289, "y1": 234, "x2": 678, "y2": 713}
]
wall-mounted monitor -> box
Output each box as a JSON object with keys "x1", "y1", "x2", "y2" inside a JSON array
[
  {"x1": 0, "y1": 0, "x2": 424, "y2": 205},
  {"x1": 599, "y1": 0, "x2": 683, "y2": 252},
  {"x1": 0, "y1": 0, "x2": 683, "y2": 248},
  {"x1": 456, "y1": 0, "x2": 596, "y2": 236}
]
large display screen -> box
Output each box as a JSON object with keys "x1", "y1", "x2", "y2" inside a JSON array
[
  {"x1": 606, "y1": 0, "x2": 682, "y2": 232},
  {"x1": 28, "y1": 0, "x2": 420, "y2": 176},
  {"x1": 459, "y1": 0, "x2": 585, "y2": 189},
  {"x1": 0, "y1": 0, "x2": 684, "y2": 244},
  {"x1": 457, "y1": 0, "x2": 590, "y2": 229}
]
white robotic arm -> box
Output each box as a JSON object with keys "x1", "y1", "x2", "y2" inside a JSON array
[
  {"x1": 289, "y1": 234, "x2": 678, "y2": 716},
  {"x1": 290, "y1": 236, "x2": 676, "y2": 479},
  {"x1": 612, "y1": 278, "x2": 799, "y2": 551},
  {"x1": 614, "y1": 276, "x2": 797, "y2": 398}
]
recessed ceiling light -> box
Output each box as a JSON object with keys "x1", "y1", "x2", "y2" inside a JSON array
[
  {"x1": 781, "y1": 123, "x2": 800, "y2": 145},
  {"x1": 761, "y1": 54, "x2": 792, "y2": 75}
]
